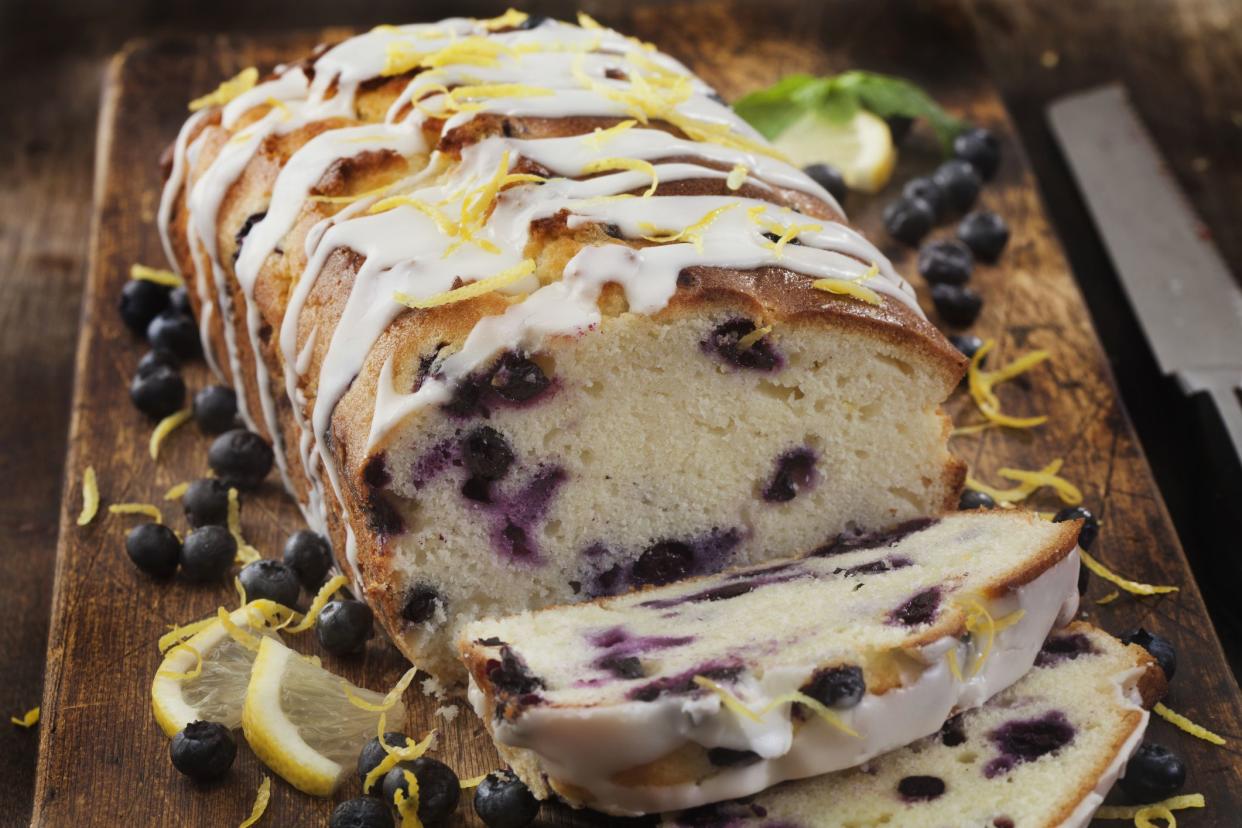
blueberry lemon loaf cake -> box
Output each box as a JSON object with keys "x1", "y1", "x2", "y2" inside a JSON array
[
  {"x1": 460, "y1": 512, "x2": 1082, "y2": 814},
  {"x1": 160, "y1": 12, "x2": 966, "y2": 682},
  {"x1": 664, "y1": 623, "x2": 1166, "y2": 828}
]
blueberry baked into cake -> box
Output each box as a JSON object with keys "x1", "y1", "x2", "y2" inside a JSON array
[
  {"x1": 663, "y1": 623, "x2": 1167, "y2": 828},
  {"x1": 160, "y1": 14, "x2": 966, "y2": 683},
  {"x1": 461, "y1": 511, "x2": 1082, "y2": 814}
]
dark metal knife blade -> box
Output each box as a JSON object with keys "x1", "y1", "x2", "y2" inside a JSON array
[{"x1": 1047, "y1": 84, "x2": 1242, "y2": 463}]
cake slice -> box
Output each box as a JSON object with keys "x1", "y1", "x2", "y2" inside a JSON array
[
  {"x1": 664, "y1": 623, "x2": 1166, "y2": 828},
  {"x1": 460, "y1": 511, "x2": 1082, "y2": 815}
]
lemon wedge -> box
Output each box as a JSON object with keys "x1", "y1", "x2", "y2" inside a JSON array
[
  {"x1": 152, "y1": 600, "x2": 291, "y2": 737},
  {"x1": 773, "y1": 109, "x2": 895, "y2": 194},
  {"x1": 242, "y1": 636, "x2": 413, "y2": 797}
]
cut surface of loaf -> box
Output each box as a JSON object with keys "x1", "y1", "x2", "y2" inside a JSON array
[
  {"x1": 460, "y1": 512, "x2": 1082, "y2": 814},
  {"x1": 159, "y1": 12, "x2": 966, "y2": 684},
  {"x1": 664, "y1": 622, "x2": 1166, "y2": 828}
]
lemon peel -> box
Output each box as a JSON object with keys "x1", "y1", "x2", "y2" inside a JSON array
[
  {"x1": 159, "y1": 616, "x2": 217, "y2": 653},
  {"x1": 150, "y1": 408, "x2": 193, "y2": 460},
  {"x1": 228, "y1": 487, "x2": 262, "y2": 564},
  {"x1": 286, "y1": 575, "x2": 350, "y2": 633},
  {"x1": 109, "y1": 502, "x2": 163, "y2": 523},
  {"x1": 10, "y1": 707, "x2": 39, "y2": 728},
  {"x1": 638, "y1": 204, "x2": 737, "y2": 252},
  {"x1": 692, "y1": 676, "x2": 858, "y2": 737},
  {"x1": 344, "y1": 667, "x2": 419, "y2": 713},
  {"x1": 309, "y1": 182, "x2": 395, "y2": 205},
  {"x1": 1095, "y1": 793, "x2": 1205, "y2": 822},
  {"x1": 394, "y1": 260, "x2": 534, "y2": 311},
  {"x1": 362, "y1": 713, "x2": 437, "y2": 795},
  {"x1": 811, "y1": 264, "x2": 883, "y2": 306},
  {"x1": 1096, "y1": 590, "x2": 1121, "y2": 605},
  {"x1": 238, "y1": 776, "x2": 271, "y2": 828},
  {"x1": 163, "y1": 481, "x2": 190, "y2": 500},
  {"x1": 130, "y1": 263, "x2": 184, "y2": 287},
  {"x1": 726, "y1": 164, "x2": 748, "y2": 190},
  {"x1": 965, "y1": 459, "x2": 1079, "y2": 505},
  {"x1": 1079, "y1": 550, "x2": 1178, "y2": 596},
  {"x1": 394, "y1": 770, "x2": 423, "y2": 827},
  {"x1": 1153, "y1": 703, "x2": 1226, "y2": 745},
  {"x1": 77, "y1": 466, "x2": 99, "y2": 526},
  {"x1": 219, "y1": 606, "x2": 263, "y2": 652},
  {"x1": 585, "y1": 119, "x2": 637, "y2": 148},
  {"x1": 736, "y1": 325, "x2": 772, "y2": 352},
  {"x1": 157, "y1": 642, "x2": 204, "y2": 681},
  {"x1": 459, "y1": 774, "x2": 488, "y2": 788},
  {"x1": 189, "y1": 67, "x2": 259, "y2": 111},
  {"x1": 581, "y1": 157, "x2": 658, "y2": 197},
  {"x1": 966, "y1": 340, "x2": 1050, "y2": 429},
  {"x1": 479, "y1": 8, "x2": 528, "y2": 30}
]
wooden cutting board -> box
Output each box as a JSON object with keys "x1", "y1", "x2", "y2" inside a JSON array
[{"x1": 31, "y1": 1, "x2": 1242, "y2": 824}]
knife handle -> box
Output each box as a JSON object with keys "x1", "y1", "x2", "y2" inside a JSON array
[{"x1": 1179, "y1": 369, "x2": 1242, "y2": 468}]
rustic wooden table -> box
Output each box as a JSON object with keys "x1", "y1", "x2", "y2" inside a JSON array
[{"x1": 2, "y1": 0, "x2": 1239, "y2": 824}]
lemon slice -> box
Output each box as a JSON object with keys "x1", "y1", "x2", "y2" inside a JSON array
[
  {"x1": 242, "y1": 636, "x2": 412, "y2": 797},
  {"x1": 151, "y1": 600, "x2": 290, "y2": 737},
  {"x1": 773, "y1": 109, "x2": 896, "y2": 194}
]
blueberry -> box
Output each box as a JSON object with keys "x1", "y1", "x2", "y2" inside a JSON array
[
  {"x1": 193, "y1": 385, "x2": 238, "y2": 434},
  {"x1": 898, "y1": 775, "x2": 946, "y2": 802},
  {"x1": 932, "y1": 159, "x2": 981, "y2": 213},
  {"x1": 330, "y1": 797, "x2": 394, "y2": 828},
  {"x1": 953, "y1": 127, "x2": 1001, "y2": 180},
  {"x1": 802, "y1": 163, "x2": 847, "y2": 204},
  {"x1": 317, "y1": 599, "x2": 373, "y2": 656},
  {"x1": 208, "y1": 429, "x2": 274, "y2": 490},
  {"x1": 146, "y1": 310, "x2": 200, "y2": 358},
  {"x1": 917, "y1": 239, "x2": 974, "y2": 286},
  {"x1": 119, "y1": 279, "x2": 170, "y2": 335},
  {"x1": 169, "y1": 286, "x2": 192, "y2": 315},
  {"x1": 706, "y1": 747, "x2": 761, "y2": 767},
  {"x1": 238, "y1": 559, "x2": 300, "y2": 608},
  {"x1": 1052, "y1": 506, "x2": 1099, "y2": 550},
  {"x1": 902, "y1": 176, "x2": 947, "y2": 220},
  {"x1": 1120, "y1": 628, "x2": 1177, "y2": 681},
  {"x1": 958, "y1": 210, "x2": 1010, "y2": 261},
  {"x1": 959, "y1": 489, "x2": 995, "y2": 510},
  {"x1": 169, "y1": 720, "x2": 236, "y2": 781},
  {"x1": 633, "y1": 541, "x2": 695, "y2": 587},
  {"x1": 1119, "y1": 742, "x2": 1186, "y2": 803},
  {"x1": 382, "y1": 757, "x2": 461, "y2": 824},
  {"x1": 180, "y1": 525, "x2": 237, "y2": 582},
  {"x1": 136, "y1": 348, "x2": 180, "y2": 378},
  {"x1": 282, "y1": 530, "x2": 332, "y2": 591},
  {"x1": 702, "y1": 318, "x2": 782, "y2": 372},
  {"x1": 358, "y1": 731, "x2": 412, "y2": 793},
  {"x1": 882, "y1": 197, "x2": 935, "y2": 246},
  {"x1": 474, "y1": 769, "x2": 541, "y2": 828},
  {"x1": 129, "y1": 364, "x2": 186, "y2": 419},
  {"x1": 402, "y1": 583, "x2": 444, "y2": 625},
  {"x1": 800, "y1": 664, "x2": 865, "y2": 709},
  {"x1": 515, "y1": 14, "x2": 549, "y2": 30},
  {"x1": 490, "y1": 352, "x2": 550, "y2": 402},
  {"x1": 183, "y1": 478, "x2": 230, "y2": 528},
  {"x1": 930, "y1": 283, "x2": 983, "y2": 327},
  {"x1": 461, "y1": 426, "x2": 515, "y2": 481},
  {"x1": 948, "y1": 334, "x2": 985, "y2": 363},
  {"x1": 125, "y1": 523, "x2": 181, "y2": 578}
]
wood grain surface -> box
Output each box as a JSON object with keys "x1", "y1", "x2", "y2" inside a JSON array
[{"x1": 21, "y1": 1, "x2": 1242, "y2": 825}]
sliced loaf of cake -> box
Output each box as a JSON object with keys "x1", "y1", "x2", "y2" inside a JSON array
[
  {"x1": 460, "y1": 511, "x2": 1082, "y2": 815},
  {"x1": 664, "y1": 623, "x2": 1166, "y2": 828}
]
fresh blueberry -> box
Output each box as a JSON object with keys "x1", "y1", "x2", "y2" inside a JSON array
[
  {"x1": 119, "y1": 279, "x2": 170, "y2": 335},
  {"x1": 902, "y1": 176, "x2": 947, "y2": 220},
  {"x1": 800, "y1": 664, "x2": 865, "y2": 709},
  {"x1": 330, "y1": 797, "x2": 394, "y2": 828},
  {"x1": 948, "y1": 334, "x2": 985, "y2": 363},
  {"x1": 238, "y1": 559, "x2": 300, "y2": 608},
  {"x1": 282, "y1": 530, "x2": 332, "y2": 591},
  {"x1": 129, "y1": 364, "x2": 186, "y2": 419},
  {"x1": 1119, "y1": 742, "x2": 1186, "y2": 803},
  {"x1": 931, "y1": 283, "x2": 983, "y2": 327},
  {"x1": 958, "y1": 210, "x2": 1010, "y2": 261},
  {"x1": 170, "y1": 720, "x2": 236, "y2": 781},
  {"x1": 207, "y1": 429, "x2": 274, "y2": 490},
  {"x1": 474, "y1": 769, "x2": 541, "y2": 828},
  {"x1": 803, "y1": 163, "x2": 847, "y2": 205},
  {"x1": 959, "y1": 489, "x2": 996, "y2": 510},
  {"x1": 183, "y1": 478, "x2": 230, "y2": 528},
  {"x1": 180, "y1": 525, "x2": 236, "y2": 582},
  {"x1": 917, "y1": 239, "x2": 974, "y2": 285},
  {"x1": 357, "y1": 731, "x2": 412, "y2": 792},
  {"x1": 953, "y1": 127, "x2": 1001, "y2": 180},
  {"x1": 136, "y1": 348, "x2": 180, "y2": 379},
  {"x1": 1053, "y1": 505, "x2": 1100, "y2": 550},
  {"x1": 169, "y1": 286, "x2": 192, "y2": 315},
  {"x1": 932, "y1": 159, "x2": 981, "y2": 213},
  {"x1": 382, "y1": 758, "x2": 461, "y2": 824},
  {"x1": 317, "y1": 599, "x2": 373, "y2": 656},
  {"x1": 461, "y1": 426, "x2": 515, "y2": 481},
  {"x1": 491, "y1": 352, "x2": 550, "y2": 402},
  {"x1": 882, "y1": 197, "x2": 935, "y2": 246},
  {"x1": 402, "y1": 583, "x2": 443, "y2": 625},
  {"x1": 125, "y1": 523, "x2": 181, "y2": 578},
  {"x1": 1121, "y1": 628, "x2": 1177, "y2": 681},
  {"x1": 193, "y1": 385, "x2": 238, "y2": 434},
  {"x1": 146, "y1": 310, "x2": 200, "y2": 359}
]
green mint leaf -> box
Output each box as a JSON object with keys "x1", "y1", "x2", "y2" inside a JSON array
[
  {"x1": 838, "y1": 70, "x2": 968, "y2": 152},
  {"x1": 792, "y1": 78, "x2": 860, "y2": 125},
  {"x1": 732, "y1": 73, "x2": 819, "y2": 139}
]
